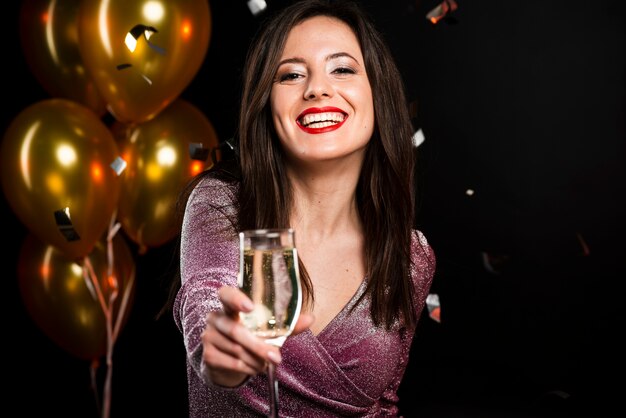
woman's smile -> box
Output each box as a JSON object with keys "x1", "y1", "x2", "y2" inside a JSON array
[{"x1": 296, "y1": 106, "x2": 348, "y2": 134}]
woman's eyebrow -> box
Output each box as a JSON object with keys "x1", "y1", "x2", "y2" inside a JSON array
[
  {"x1": 277, "y1": 52, "x2": 360, "y2": 67},
  {"x1": 277, "y1": 57, "x2": 306, "y2": 67},
  {"x1": 326, "y1": 52, "x2": 359, "y2": 64}
]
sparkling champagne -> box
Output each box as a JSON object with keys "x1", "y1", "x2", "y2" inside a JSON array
[
  {"x1": 239, "y1": 240, "x2": 302, "y2": 347},
  {"x1": 238, "y1": 229, "x2": 301, "y2": 417}
]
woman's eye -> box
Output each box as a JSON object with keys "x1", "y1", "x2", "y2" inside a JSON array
[
  {"x1": 278, "y1": 73, "x2": 302, "y2": 82},
  {"x1": 333, "y1": 67, "x2": 356, "y2": 75}
]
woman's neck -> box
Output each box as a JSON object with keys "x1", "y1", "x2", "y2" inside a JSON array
[{"x1": 286, "y1": 159, "x2": 362, "y2": 242}]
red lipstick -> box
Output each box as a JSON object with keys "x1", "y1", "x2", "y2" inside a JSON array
[{"x1": 296, "y1": 106, "x2": 348, "y2": 134}]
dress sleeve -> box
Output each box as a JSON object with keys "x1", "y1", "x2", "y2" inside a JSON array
[
  {"x1": 410, "y1": 229, "x2": 436, "y2": 318},
  {"x1": 173, "y1": 176, "x2": 240, "y2": 383}
]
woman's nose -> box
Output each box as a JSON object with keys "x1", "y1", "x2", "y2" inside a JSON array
[{"x1": 304, "y1": 73, "x2": 333, "y2": 100}]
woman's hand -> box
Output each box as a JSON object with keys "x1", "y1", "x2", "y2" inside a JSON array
[{"x1": 200, "y1": 286, "x2": 314, "y2": 388}]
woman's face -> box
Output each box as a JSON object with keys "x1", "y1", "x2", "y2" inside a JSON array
[{"x1": 270, "y1": 16, "x2": 374, "y2": 166}]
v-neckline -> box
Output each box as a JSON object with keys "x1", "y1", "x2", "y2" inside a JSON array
[{"x1": 308, "y1": 277, "x2": 368, "y2": 339}]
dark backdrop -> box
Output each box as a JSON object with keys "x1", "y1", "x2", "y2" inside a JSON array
[{"x1": 2, "y1": 1, "x2": 624, "y2": 417}]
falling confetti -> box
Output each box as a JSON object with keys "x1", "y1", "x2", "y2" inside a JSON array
[
  {"x1": 189, "y1": 143, "x2": 210, "y2": 161},
  {"x1": 426, "y1": 0, "x2": 458, "y2": 24},
  {"x1": 116, "y1": 23, "x2": 165, "y2": 84},
  {"x1": 247, "y1": 0, "x2": 267, "y2": 16},
  {"x1": 426, "y1": 293, "x2": 441, "y2": 323},
  {"x1": 110, "y1": 156, "x2": 127, "y2": 175},
  {"x1": 125, "y1": 24, "x2": 165, "y2": 55},
  {"x1": 54, "y1": 207, "x2": 80, "y2": 242},
  {"x1": 209, "y1": 138, "x2": 238, "y2": 165},
  {"x1": 116, "y1": 63, "x2": 153, "y2": 85},
  {"x1": 412, "y1": 129, "x2": 425, "y2": 147},
  {"x1": 481, "y1": 252, "x2": 511, "y2": 275},
  {"x1": 576, "y1": 232, "x2": 590, "y2": 256}
]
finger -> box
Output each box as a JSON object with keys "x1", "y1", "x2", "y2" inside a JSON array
[
  {"x1": 204, "y1": 314, "x2": 268, "y2": 373},
  {"x1": 219, "y1": 286, "x2": 254, "y2": 317},
  {"x1": 292, "y1": 313, "x2": 315, "y2": 335},
  {"x1": 203, "y1": 321, "x2": 267, "y2": 372},
  {"x1": 212, "y1": 314, "x2": 282, "y2": 364},
  {"x1": 202, "y1": 341, "x2": 260, "y2": 377}
]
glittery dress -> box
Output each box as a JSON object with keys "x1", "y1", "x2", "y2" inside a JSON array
[{"x1": 174, "y1": 175, "x2": 435, "y2": 417}]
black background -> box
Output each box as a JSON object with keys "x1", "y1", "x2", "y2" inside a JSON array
[{"x1": 3, "y1": 1, "x2": 625, "y2": 417}]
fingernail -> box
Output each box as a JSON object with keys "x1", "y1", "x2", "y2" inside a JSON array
[
  {"x1": 214, "y1": 316, "x2": 226, "y2": 333},
  {"x1": 242, "y1": 299, "x2": 254, "y2": 311},
  {"x1": 267, "y1": 350, "x2": 281, "y2": 364}
]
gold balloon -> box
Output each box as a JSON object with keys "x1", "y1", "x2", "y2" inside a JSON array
[
  {"x1": 19, "y1": 0, "x2": 107, "y2": 116},
  {"x1": 1, "y1": 99, "x2": 121, "y2": 261},
  {"x1": 78, "y1": 0, "x2": 212, "y2": 124},
  {"x1": 18, "y1": 233, "x2": 135, "y2": 360},
  {"x1": 113, "y1": 99, "x2": 219, "y2": 251}
]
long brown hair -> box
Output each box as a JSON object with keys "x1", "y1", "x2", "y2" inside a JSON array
[{"x1": 165, "y1": 0, "x2": 418, "y2": 329}]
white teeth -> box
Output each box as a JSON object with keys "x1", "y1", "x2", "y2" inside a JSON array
[
  {"x1": 299, "y1": 112, "x2": 345, "y2": 127},
  {"x1": 307, "y1": 121, "x2": 334, "y2": 128}
]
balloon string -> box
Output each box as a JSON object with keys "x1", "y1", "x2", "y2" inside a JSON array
[
  {"x1": 82, "y1": 257, "x2": 111, "y2": 323},
  {"x1": 102, "y1": 213, "x2": 125, "y2": 418},
  {"x1": 107, "y1": 214, "x2": 133, "y2": 343},
  {"x1": 82, "y1": 211, "x2": 125, "y2": 418},
  {"x1": 106, "y1": 209, "x2": 121, "y2": 280},
  {"x1": 105, "y1": 211, "x2": 127, "y2": 342},
  {"x1": 81, "y1": 212, "x2": 134, "y2": 418},
  {"x1": 90, "y1": 359, "x2": 102, "y2": 415},
  {"x1": 102, "y1": 290, "x2": 116, "y2": 418},
  {"x1": 113, "y1": 272, "x2": 134, "y2": 342},
  {"x1": 82, "y1": 256, "x2": 115, "y2": 418}
]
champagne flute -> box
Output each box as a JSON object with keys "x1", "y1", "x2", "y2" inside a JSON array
[{"x1": 238, "y1": 228, "x2": 303, "y2": 418}]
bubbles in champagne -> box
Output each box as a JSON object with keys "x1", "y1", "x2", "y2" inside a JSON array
[{"x1": 239, "y1": 248, "x2": 301, "y2": 343}]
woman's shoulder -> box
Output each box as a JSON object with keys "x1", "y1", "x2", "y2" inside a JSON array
[
  {"x1": 410, "y1": 229, "x2": 436, "y2": 289},
  {"x1": 188, "y1": 169, "x2": 240, "y2": 207},
  {"x1": 182, "y1": 171, "x2": 240, "y2": 235},
  {"x1": 193, "y1": 172, "x2": 238, "y2": 192},
  {"x1": 410, "y1": 229, "x2": 435, "y2": 262}
]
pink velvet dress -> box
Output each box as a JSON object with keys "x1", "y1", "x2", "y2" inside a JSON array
[{"x1": 174, "y1": 175, "x2": 435, "y2": 417}]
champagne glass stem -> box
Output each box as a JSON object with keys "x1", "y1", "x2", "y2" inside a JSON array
[{"x1": 267, "y1": 362, "x2": 279, "y2": 418}]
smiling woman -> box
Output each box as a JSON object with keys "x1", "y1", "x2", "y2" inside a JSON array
[
  {"x1": 166, "y1": 0, "x2": 435, "y2": 416},
  {"x1": 270, "y1": 15, "x2": 374, "y2": 164}
]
